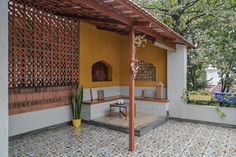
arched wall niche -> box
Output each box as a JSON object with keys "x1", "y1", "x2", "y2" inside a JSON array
[{"x1": 92, "y1": 61, "x2": 112, "y2": 82}]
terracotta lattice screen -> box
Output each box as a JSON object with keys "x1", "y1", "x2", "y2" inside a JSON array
[
  {"x1": 136, "y1": 61, "x2": 157, "y2": 82},
  {"x1": 8, "y1": 0, "x2": 79, "y2": 115},
  {"x1": 8, "y1": 0, "x2": 79, "y2": 88}
]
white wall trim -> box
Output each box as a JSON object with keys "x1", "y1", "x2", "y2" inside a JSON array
[{"x1": 0, "y1": 0, "x2": 8, "y2": 156}]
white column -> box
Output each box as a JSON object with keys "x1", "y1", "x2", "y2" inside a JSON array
[
  {"x1": 167, "y1": 44, "x2": 187, "y2": 118},
  {"x1": 0, "y1": 0, "x2": 9, "y2": 156}
]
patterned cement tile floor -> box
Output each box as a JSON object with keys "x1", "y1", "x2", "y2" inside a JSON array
[{"x1": 9, "y1": 120, "x2": 236, "y2": 157}]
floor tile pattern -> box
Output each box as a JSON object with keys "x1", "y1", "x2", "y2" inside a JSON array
[{"x1": 9, "y1": 120, "x2": 236, "y2": 157}]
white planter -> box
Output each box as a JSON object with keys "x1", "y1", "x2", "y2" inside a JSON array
[{"x1": 183, "y1": 104, "x2": 236, "y2": 126}]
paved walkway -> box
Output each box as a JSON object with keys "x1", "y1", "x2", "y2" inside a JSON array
[{"x1": 9, "y1": 120, "x2": 236, "y2": 157}]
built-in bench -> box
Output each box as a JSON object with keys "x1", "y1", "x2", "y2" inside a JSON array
[
  {"x1": 81, "y1": 95, "x2": 169, "y2": 121},
  {"x1": 83, "y1": 95, "x2": 168, "y2": 105}
]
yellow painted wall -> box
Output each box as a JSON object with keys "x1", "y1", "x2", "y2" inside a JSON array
[
  {"x1": 80, "y1": 21, "x2": 167, "y2": 88},
  {"x1": 80, "y1": 21, "x2": 122, "y2": 88},
  {"x1": 119, "y1": 38, "x2": 167, "y2": 87}
]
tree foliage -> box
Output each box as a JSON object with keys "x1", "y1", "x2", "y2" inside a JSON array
[
  {"x1": 133, "y1": 0, "x2": 236, "y2": 92},
  {"x1": 204, "y1": 8, "x2": 236, "y2": 92}
]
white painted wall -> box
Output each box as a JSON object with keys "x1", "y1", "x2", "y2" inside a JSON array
[
  {"x1": 167, "y1": 44, "x2": 187, "y2": 118},
  {"x1": 119, "y1": 86, "x2": 167, "y2": 99},
  {"x1": 135, "y1": 100, "x2": 167, "y2": 116},
  {"x1": 0, "y1": 0, "x2": 8, "y2": 156},
  {"x1": 9, "y1": 106, "x2": 72, "y2": 137},
  {"x1": 183, "y1": 104, "x2": 236, "y2": 126}
]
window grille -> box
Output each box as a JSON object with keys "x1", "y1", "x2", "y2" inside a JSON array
[
  {"x1": 92, "y1": 61, "x2": 112, "y2": 82},
  {"x1": 135, "y1": 61, "x2": 156, "y2": 82}
]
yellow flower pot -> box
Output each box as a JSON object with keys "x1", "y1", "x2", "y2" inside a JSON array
[{"x1": 72, "y1": 119, "x2": 81, "y2": 128}]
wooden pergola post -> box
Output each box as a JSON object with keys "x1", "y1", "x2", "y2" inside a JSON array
[{"x1": 129, "y1": 26, "x2": 135, "y2": 151}]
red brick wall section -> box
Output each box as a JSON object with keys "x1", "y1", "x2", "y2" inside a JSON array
[{"x1": 9, "y1": 86, "x2": 72, "y2": 115}]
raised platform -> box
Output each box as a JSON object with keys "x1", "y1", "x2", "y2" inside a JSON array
[{"x1": 86, "y1": 112, "x2": 167, "y2": 136}]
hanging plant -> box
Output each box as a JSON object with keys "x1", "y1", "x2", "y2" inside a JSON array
[
  {"x1": 131, "y1": 59, "x2": 139, "y2": 79},
  {"x1": 134, "y1": 35, "x2": 147, "y2": 48},
  {"x1": 131, "y1": 35, "x2": 147, "y2": 79}
]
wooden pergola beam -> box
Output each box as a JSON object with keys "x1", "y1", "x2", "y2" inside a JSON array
[
  {"x1": 56, "y1": 12, "x2": 124, "y2": 25},
  {"x1": 132, "y1": 21, "x2": 151, "y2": 27},
  {"x1": 23, "y1": 0, "x2": 193, "y2": 48},
  {"x1": 114, "y1": 0, "x2": 194, "y2": 48},
  {"x1": 73, "y1": 0, "x2": 173, "y2": 44},
  {"x1": 97, "y1": 26, "x2": 128, "y2": 35},
  {"x1": 75, "y1": 0, "x2": 132, "y2": 25},
  {"x1": 80, "y1": 17, "x2": 123, "y2": 25}
]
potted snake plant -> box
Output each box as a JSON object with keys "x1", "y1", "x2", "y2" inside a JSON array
[{"x1": 71, "y1": 85, "x2": 83, "y2": 128}]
